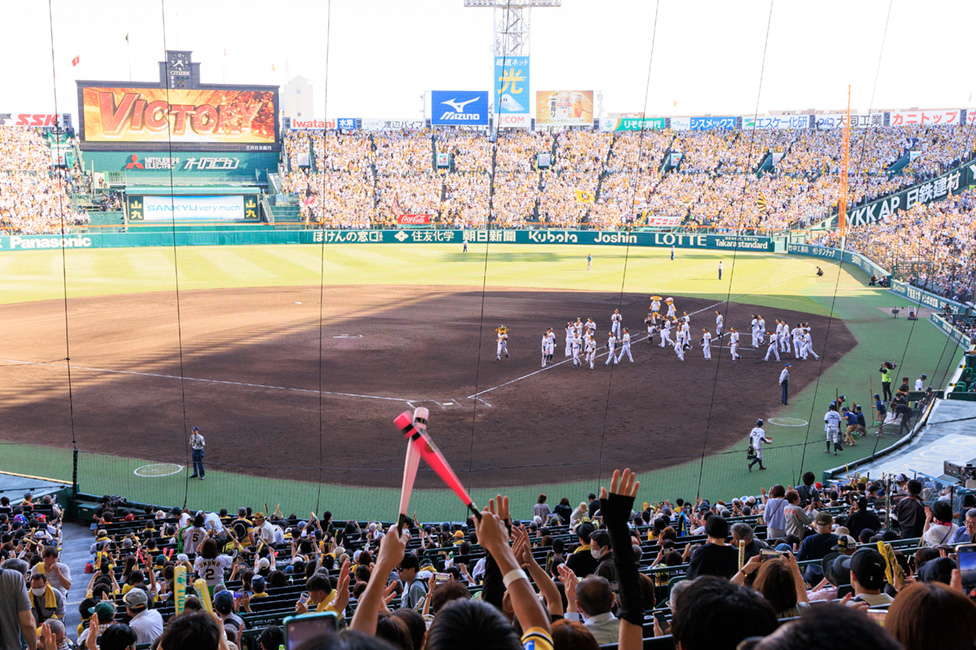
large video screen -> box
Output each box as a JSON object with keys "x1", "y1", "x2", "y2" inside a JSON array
[{"x1": 79, "y1": 86, "x2": 279, "y2": 151}]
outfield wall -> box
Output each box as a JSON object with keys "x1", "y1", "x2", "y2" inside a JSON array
[{"x1": 0, "y1": 229, "x2": 773, "y2": 252}]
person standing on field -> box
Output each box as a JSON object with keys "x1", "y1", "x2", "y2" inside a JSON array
[
  {"x1": 189, "y1": 427, "x2": 206, "y2": 479},
  {"x1": 729, "y1": 327, "x2": 741, "y2": 362},
  {"x1": 779, "y1": 363, "x2": 790, "y2": 405},
  {"x1": 701, "y1": 328, "x2": 713, "y2": 360},
  {"x1": 616, "y1": 328, "x2": 634, "y2": 363},
  {"x1": 659, "y1": 318, "x2": 673, "y2": 348},
  {"x1": 824, "y1": 403, "x2": 843, "y2": 455},
  {"x1": 587, "y1": 253, "x2": 592, "y2": 270},
  {"x1": 605, "y1": 332, "x2": 617, "y2": 365},
  {"x1": 584, "y1": 332, "x2": 596, "y2": 370},
  {"x1": 748, "y1": 419, "x2": 772, "y2": 471},
  {"x1": 718, "y1": 260, "x2": 723, "y2": 280},
  {"x1": 764, "y1": 334, "x2": 780, "y2": 362},
  {"x1": 715, "y1": 310, "x2": 724, "y2": 337},
  {"x1": 610, "y1": 309, "x2": 622, "y2": 339}
]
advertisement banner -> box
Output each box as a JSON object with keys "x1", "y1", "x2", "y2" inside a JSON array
[
  {"x1": 689, "y1": 116, "x2": 736, "y2": 131},
  {"x1": 813, "y1": 112, "x2": 885, "y2": 130},
  {"x1": 742, "y1": 114, "x2": 812, "y2": 130},
  {"x1": 671, "y1": 117, "x2": 691, "y2": 131},
  {"x1": 535, "y1": 91, "x2": 594, "y2": 126},
  {"x1": 137, "y1": 195, "x2": 246, "y2": 221},
  {"x1": 493, "y1": 56, "x2": 530, "y2": 121},
  {"x1": 0, "y1": 113, "x2": 63, "y2": 128},
  {"x1": 889, "y1": 110, "x2": 961, "y2": 127},
  {"x1": 599, "y1": 117, "x2": 666, "y2": 132},
  {"x1": 396, "y1": 214, "x2": 431, "y2": 225},
  {"x1": 497, "y1": 114, "x2": 530, "y2": 128},
  {"x1": 641, "y1": 215, "x2": 682, "y2": 227},
  {"x1": 361, "y1": 118, "x2": 425, "y2": 131},
  {"x1": 83, "y1": 150, "x2": 278, "y2": 177},
  {"x1": 79, "y1": 85, "x2": 279, "y2": 150},
  {"x1": 287, "y1": 117, "x2": 357, "y2": 131},
  {"x1": 0, "y1": 228, "x2": 772, "y2": 252},
  {"x1": 430, "y1": 91, "x2": 489, "y2": 126},
  {"x1": 846, "y1": 159, "x2": 975, "y2": 226}
]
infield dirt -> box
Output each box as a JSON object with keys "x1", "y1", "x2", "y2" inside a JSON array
[{"x1": 0, "y1": 285, "x2": 854, "y2": 487}]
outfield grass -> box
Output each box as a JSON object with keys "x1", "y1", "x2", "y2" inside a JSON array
[{"x1": 0, "y1": 242, "x2": 962, "y2": 520}]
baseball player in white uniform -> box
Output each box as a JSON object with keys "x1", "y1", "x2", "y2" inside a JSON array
[
  {"x1": 584, "y1": 332, "x2": 597, "y2": 369},
  {"x1": 701, "y1": 329, "x2": 712, "y2": 360},
  {"x1": 729, "y1": 327, "x2": 741, "y2": 362},
  {"x1": 777, "y1": 320, "x2": 791, "y2": 354},
  {"x1": 496, "y1": 327, "x2": 509, "y2": 361},
  {"x1": 824, "y1": 403, "x2": 843, "y2": 455},
  {"x1": 673, "y1": 338, "x2": 685, "y2": 361},
  {"x1": 751, "y1": 315, "x2": 760, "y2": 348},
  {"x1": 616, "y1": 328, "x2": 634, "y2": 363},
  {"x1": 758, "y1": 315, "x2": 767, "y2": 344},
  {"x1": 680, "y1": 318, "x2": 691, "y2": 350},
  {"x1": 611, "y1": 309, "x2": 622, "y2": 339},
  {"x1": 791, "y1": 323, "x2": 804, "y2": 358},
  {"x1": 585, "y1": 317, "x2": 596, "y2": 333},
  {"x1": 715, "y1": 311, "x2": 724, "y2": 337},
  {"x1": 605, "y1": 332, "x2": 617, "y2": 365},
  {"x1": 659, "y1": 319, "x2": 673, "y2": 348},
  {"x1": 801, "y1": 330, "x2": 819, "y2": 360},
  {"x1": 565, "y1": 322, "x2": 574, "y2": 357},
  {"x1": 748, "y1": 419, "x2": 772, "y2": 471},
  {"x1": 541, "y1": 333, "x2": 549, "y2": 368},
  {"x1": 764, "y1": 334, "x2": 781, "y2": 362},
  {"x1": 571, "y1": 332, "x2": 582, "y2": 368}
]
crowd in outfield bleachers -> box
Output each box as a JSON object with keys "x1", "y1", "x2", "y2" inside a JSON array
[
  {"x1": 2, "y1": 468, "x2": 976, "y2": 650},
  {"x1": 4, "y1": 121, "x2": 976, "y2": 299}
]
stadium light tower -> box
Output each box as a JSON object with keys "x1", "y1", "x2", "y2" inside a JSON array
[{"x1": 464, "y1": 0, "x2": 561, "y2": 57}]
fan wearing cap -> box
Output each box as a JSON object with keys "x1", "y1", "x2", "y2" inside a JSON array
[
  {"x1": 123, "y1": 588, "x2": 163, "y2": 644},
  {"x1": 748, "y1": 420, "x2": 772, "y2": 472},
  {"x1": 796, "y1": 512, "x2": 838, "y2": 562},
  {"x1": 844, "y1": 548, "x2": 893, "y2": 606},
  {"x1": 252, "y1": 512, "x2": 275, "y2": 546},
  {"x1": 79, "y1": 601, "x2": 116, "y2": 646},
  {"x1": 213, "y1": 589, "x2": 246, "y2": 646},
  {"x1": 189, "y1": 427, "x2": 206, "y2": 480}
]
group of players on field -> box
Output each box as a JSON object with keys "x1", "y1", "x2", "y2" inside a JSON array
[{"x1": 494, "y1": 296, "x2": 821, "y2": 369}]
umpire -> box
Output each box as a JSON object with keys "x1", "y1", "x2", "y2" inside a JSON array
[
  {"x1": 189, "y1": 427, "x2": 206, "y2": 479},
  {"x1": 779, "y1": 363, "x2": 790, "y2": 405}
]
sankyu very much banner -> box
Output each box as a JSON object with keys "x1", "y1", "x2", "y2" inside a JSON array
[
  {"x1": 535, "y1": 91, "x2": 594, "y2": 126},
  {"x1": 846, "y1": 158, "x2": 976, "y2": 226},
  {"x1": 430, "y1": 91, "x2": 489, "y2": 126},
  {"x1": 599, "y1": 117, "x2": 667, "y2": 132},
  {"x1": 79, "y1": 86, "x2": 279, "y2": 150},
  {"x1": 493, "y1": 56, "x2": 530, "y2": 128},
  {"x1": 137, "y1": 195, "x2": 246, "y2": 221}
]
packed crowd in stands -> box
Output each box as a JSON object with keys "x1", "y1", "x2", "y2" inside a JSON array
[
  {"x1": 0, "y1": 128, "x2": 88, "y2": 235},
  {"x1": 816, "y1": 187, "x2": 976, "y2": 303},
  {"x1": 2, "y1": 464, "x2": 976, "y2": 650},
  {"x1": 272, "y1": 122, "x2": 976, "y2": 234}
]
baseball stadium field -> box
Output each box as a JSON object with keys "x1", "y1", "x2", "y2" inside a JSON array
[{"x1": 0, "y1": 241, "x2": 957, "y2": 521}]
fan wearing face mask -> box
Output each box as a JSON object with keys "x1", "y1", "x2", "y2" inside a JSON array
[
  {"x1": 29, "y1": 572, "x2": 66, "y2": 624},
  {"x1": 589, "y1": 530, "x2": 618, "y2": 593}
]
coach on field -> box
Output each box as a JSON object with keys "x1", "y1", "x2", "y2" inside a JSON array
[{"x1": 779, "y1": 363, "x2": 790, "y2": 405}]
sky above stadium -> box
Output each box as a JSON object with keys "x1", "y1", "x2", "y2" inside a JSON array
[{"x1": 3, "y1": 0, "x2": 974, "y2": 120}]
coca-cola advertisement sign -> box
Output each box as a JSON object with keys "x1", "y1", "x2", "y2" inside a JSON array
[{"x1": 397, "y1": 214, "x2": 431, "y2": 225}]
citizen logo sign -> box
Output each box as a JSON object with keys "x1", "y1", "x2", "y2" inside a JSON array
[{"x1": 439, "y1": 96, "x2": 482, "y2": 121}]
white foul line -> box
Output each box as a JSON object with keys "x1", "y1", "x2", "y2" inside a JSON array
[{"x1": 0, "y1": 357, "x2": 418, "y2": 403}]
